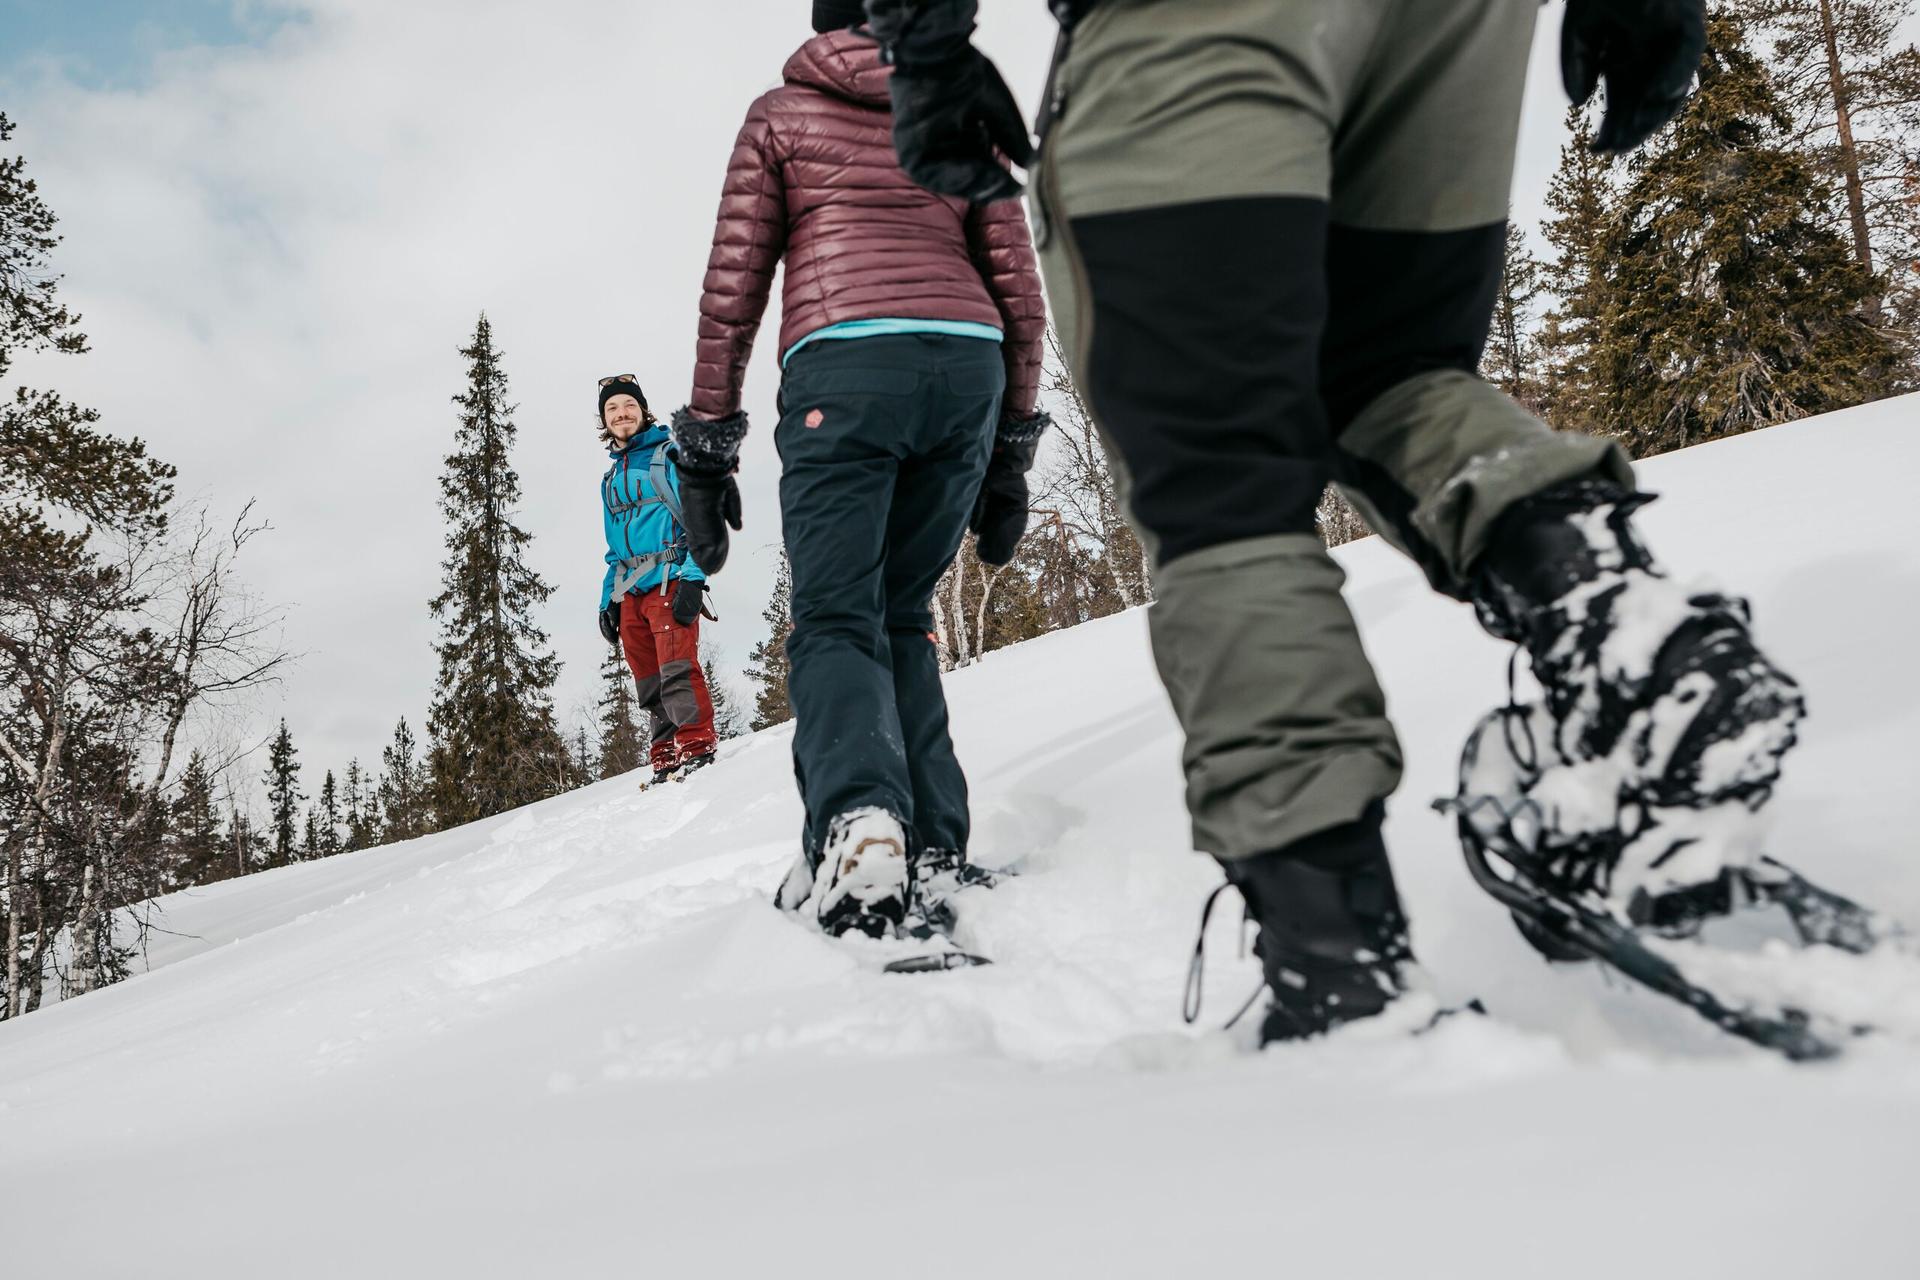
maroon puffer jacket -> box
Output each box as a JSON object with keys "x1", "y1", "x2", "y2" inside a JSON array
[{"x1": 688, "y1": 30, "x2": 1045, "y2": 422}]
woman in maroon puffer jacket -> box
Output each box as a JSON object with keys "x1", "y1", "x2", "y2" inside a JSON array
[{"x1": 672, "y1": 0, "x2": 1049, "y2": 940}]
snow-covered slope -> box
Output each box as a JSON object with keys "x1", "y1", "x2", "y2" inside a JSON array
[{"x1": 5, "y1": 400, "x2": 1918, "y2": 1278}]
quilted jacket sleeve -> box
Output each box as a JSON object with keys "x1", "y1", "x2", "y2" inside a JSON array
[
  {"x1": 689, "y1": 95, "x2": 788, "y2": 420},
  {"x1": 964, "y1": 194, "x2": 1046, "y2": 420}
]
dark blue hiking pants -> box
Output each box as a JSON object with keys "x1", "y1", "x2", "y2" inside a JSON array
[{"x1": 776, "y1": 333, "x2": 1005, "y2": 860}]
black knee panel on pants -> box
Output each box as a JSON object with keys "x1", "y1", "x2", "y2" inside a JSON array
[
  {"x1": 1320, "y1": 221, "x2": 1507, "y2": 433},
  {"x1": 1072, "y1": 197, "x2": 1334, "y2": 565}
]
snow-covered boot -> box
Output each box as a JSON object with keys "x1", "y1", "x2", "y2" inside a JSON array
[
  {"x1": 675, "y1": 751, "x2": 716, "y2": 781},
  {"x1": 1203, "y1": 807, "x2": 1413, "y2": 1044},
  {"x1": 1472, "y1": 479, "x2": 1805, "y2": 811},
  {"x1": 650, "y1": 760, "x2": 681, "y2": 787},
  {"x1": 781, "y1": 807, "x2": 911, "y2": 938},
  {"x1": 1462, "y1": 480, "x2": 1806, "y2": 955}
]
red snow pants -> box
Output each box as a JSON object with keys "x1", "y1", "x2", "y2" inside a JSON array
[{"x1": 620, "y1": 586, "x2": 717, "y2": 770}]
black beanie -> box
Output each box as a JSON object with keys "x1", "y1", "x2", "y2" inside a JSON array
[
  {"x1": 598, "y1": 377, "x2": 648, "y2": 423},
  {"x1": 812, "y1": 0, "x2": 867, "y2": 33}
]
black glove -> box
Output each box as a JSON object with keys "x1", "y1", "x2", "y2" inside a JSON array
[
  {"x1": 599, "y1": 600, "x2": 622, "y2": 646},
  {"x1": 1561, "y1": 0, "x2": 1707, "y2": 154},
  {"x1": 670, "y1": 577, "x2": 707, "y2": 628},
  {"x1": 867, "y1": 0, "x2": 1033, "y2": 202},
  {"x1": 670, "y1": 409, "x2": 750, "y2": 576},
  {"x1": 677, "y1": 465, "x2": 741, "y2": 576},
  {"x1": 971, "y1": 411, "x2": 1050, "y2": 567}
]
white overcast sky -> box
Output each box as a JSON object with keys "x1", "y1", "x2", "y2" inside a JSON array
[{"x1": 4, "y1": 1, "x2": 1584, "y2": 798}]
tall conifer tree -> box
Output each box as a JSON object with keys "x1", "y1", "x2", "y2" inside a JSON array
[
  {"x1": 377, "y1": 717, "x2": 430, "y2": 842},
  {"x1": 745, "y1": 552, "x2": 794, "y2": 731},
  {"x1": 165, "y1": 750, "x2": 224, "y2": 888},
  {"x1": 1538, "y1": 107, "x2": 1621, "y2": 437},
  {"x1": 263, "y1": 720, "x2": 302, "y2": 866},
  {"x1": 596, "y1": 647, "x2": 646, "y2": 779},
  {"x1": 1591, "y1": 10, "x2": 1899, "y2": 454},
  {"x1": 1483, "y1": 221, "x2": 1548, "y2": 412},
  {"x1": 315, "y1": 770, "x2": 343, "y2": 857},
  {"x1": 704, "y1": 656, "x2": 745, "y2": 740},
  {"x1": 343, "y1": 758, "x2": 380, "y2": 851},
  {"x1": 426, "y1": 315, "x2": 566, "y2": 826}
]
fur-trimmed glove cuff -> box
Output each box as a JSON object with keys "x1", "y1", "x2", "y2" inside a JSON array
[
  {"x1": 670, "y1": 408, "x2": 749, "y2": 476},
  {"x1": 993, "y1": 409, "x2": 1051, "y2": 473}
]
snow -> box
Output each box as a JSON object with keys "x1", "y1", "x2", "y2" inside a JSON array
[{"x1": 4, "y1": 398, "x2": 1920, "y2": 1277}]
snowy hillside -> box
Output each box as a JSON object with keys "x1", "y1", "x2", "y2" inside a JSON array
[{"x1": 4, "y1": 400, "x2": 1918, "y2": 1278}]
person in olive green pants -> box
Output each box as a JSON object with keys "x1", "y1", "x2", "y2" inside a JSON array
[{"x1": 865, "y1": 0, "x2": 1805, "y2": 1044}]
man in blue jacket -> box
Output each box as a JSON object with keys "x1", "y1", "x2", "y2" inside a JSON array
[{"x1": 596, "y1": 376, "x2": 717, "y2": 784}]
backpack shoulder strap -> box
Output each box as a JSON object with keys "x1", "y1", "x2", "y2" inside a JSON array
[{"x1": 650, "y1": 442, "x2": 686, "y2": 530}]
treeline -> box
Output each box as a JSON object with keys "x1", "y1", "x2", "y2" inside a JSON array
[
  {"x1": 0, "y1": 118, "x2": 742, "y2": 1016},
  {"x1": 1491, "y1": 1, "x2": 1918, "y2": 452},
  {"x1": 1, "y1": 114, "x2": 287, "y2": 1013},
  {"x1": 185, "y1": 319, "x2": 750, "y2": 880}
]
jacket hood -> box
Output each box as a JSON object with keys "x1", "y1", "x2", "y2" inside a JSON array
[{"x1": 783, "y1": 29, "x2": 890, "y2": 106}]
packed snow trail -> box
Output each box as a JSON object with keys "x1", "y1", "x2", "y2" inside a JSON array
[{"x1": 4, "y1": 400, "x2": 1919, "y2": 1278}]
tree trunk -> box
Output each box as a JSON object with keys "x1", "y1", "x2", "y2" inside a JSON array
[
  {"x1": 24, "y1": 882, "x2": 50, "y2": 1013},
  {"x1": 64, "y1": 862, "x2": 99, "y2": 1000},
  {"x1": 929, "y1": 582, "x2": 954, "y2": 672},
  {"x1": 973, "y1": 564, "x2": 1002, "y2": 657},
  {"x1": 4, "y1": 833, "x2": 21, "y2": 1019},
  {"x1": 947, "y1": 560, "x2": 972, "y2": 667},
  {"x1": 1820, "y1": 0, "x2": 1881, "y2": 318}
]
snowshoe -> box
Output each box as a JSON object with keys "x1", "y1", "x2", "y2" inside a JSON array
[
  {"x1": 674, "y1": 751, "x2": 716, "y2": 782},
  {"x1": 910, "y1": 847, "x2": 1007, "y2": 936},
  {"x1": 884, "y1": 892, "x2": 993, "y2": 973},
  {"x1": 1441, "y1": 702, "x2": 1900, "y2": 1061},
  {"x1": 773, "y1": 843, "x2": 992, "y2": 971}
]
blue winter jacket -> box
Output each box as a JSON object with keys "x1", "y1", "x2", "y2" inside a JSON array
[{"x1": 600, "y1": 423, "x2": 705, "y2": 609}]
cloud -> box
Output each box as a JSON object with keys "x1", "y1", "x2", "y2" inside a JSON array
[{"x1": 3, "y1": 0, "x2": 1573, "y2": 796}]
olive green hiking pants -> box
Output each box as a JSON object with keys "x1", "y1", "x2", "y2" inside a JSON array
[{"x1": 1033, "y1": 0, "x2": 1634, "y2": 860}]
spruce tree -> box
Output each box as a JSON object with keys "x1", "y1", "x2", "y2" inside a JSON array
[
  {"x1": 263, "y1": 720, "x2": 302, "y2": 866},
  {"x1": 225, "y1": 803, "x2": 262, "y2": 879},
  {"x1": 343, "y1": 758, "x2": 380, "y2": 851},
  {"x1": 426, "y1": 315, "x2": 567, "y2": 827},
  {"x1": 165, "y1": 750, "x2": 225, "y2": 888},
  {"x1": 315, "y1": 770, "x2": 343, "y2": 857},
  {"x1": 1537, "y1": 106, "x2": 1622, "y2": 437},
  {"x1": 745, "y1": 551, "x2": 794, "y2": 731},
  {"x1": 596, "y1": 646, "x2": 646, "y2": 779},
  {"x1": 569, "y1": 726, "x2": 596, "y2": 784},
  {"x1": 378, "y1": 717, "x2": 430, "y2": 843},
  {"x1": 1592, "y1": 10, "x2": 1900, "y2": 454},
  {"x1": 704, "y1": 656, "x2": 745, "y2": 740},
  {"x1": 1483, "y1": 221, "x2": 1549, "y2": 412}
]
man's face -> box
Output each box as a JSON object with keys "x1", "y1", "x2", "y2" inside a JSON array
[{"x1": 604, "y1": 394, "x2": 643, "y2": 443}]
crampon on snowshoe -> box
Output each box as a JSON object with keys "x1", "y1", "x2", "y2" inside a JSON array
[{"x1": 1438, "y1": 702, "x2": 1902, "y2": 1061}]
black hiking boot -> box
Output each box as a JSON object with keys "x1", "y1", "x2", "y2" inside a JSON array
[
  {"x1": 676, "y1": 751, "x2": 717, "y2": 780},
  {"x1": 649, "y1": 761, "x2": 681, "y2": 787},
  {"x1": 1211, "y1": 806, "x2": 1413, "y2": 1045}
]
